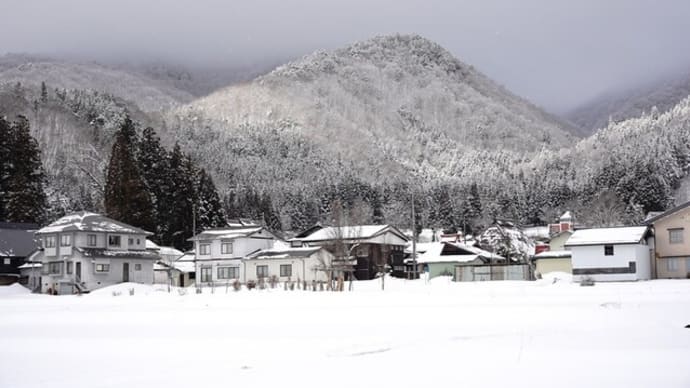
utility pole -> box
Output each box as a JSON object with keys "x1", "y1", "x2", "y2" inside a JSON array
[
  {"x1": 193, "y1": 204, "x2": 200, "y2": 293},
  {"x1": 411, "y1": 192, "x2": 417, "y2": 280}
]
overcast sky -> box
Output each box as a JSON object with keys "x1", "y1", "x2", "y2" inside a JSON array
[{"x1": 2, "y1": 0, "x2": 689, "y2": 113}]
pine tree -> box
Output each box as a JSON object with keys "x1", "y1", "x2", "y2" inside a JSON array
[
  {"x1": 104, "y1": 117, "x2": 155, "y2": 232},
  {"x1": 196, "y1": 168, "x2": 227, "y2": 230},
  {"x1": 3, "y1": 116, "x2": 47, "y2": 224},
  {"x1": 137, "y1": 127, "x2": 172, "y2": 243},
  {"x1": 260, "y1": 191, "x2": 282, "y2": 231},
  {"x1": 0, "y1": 117, "x2": 11, "y2": 221},
  {"x1": 166, "y1": 143, "x2": 196, "y2": 250},
  {"x1": 40, "y1": 81, "x2": 48, "y2": 103}
]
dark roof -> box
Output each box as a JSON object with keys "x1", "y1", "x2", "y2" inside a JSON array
[
  {"x1": 294, "y1": 224, "x2": 324, "y2": 239},
  {"x1": 76, "y1": 247, "x2": 159, "y2": 260},
  {"x1": 0, "y1": 226, "x2": 40, "y2": 258},
  {"x1": 644, "y1": 201, "x2": 690, "y2": 224},
  {"x1": 0, "y1": 222, "x2": 39, "y2": 230},
  {"x1": 247, "y1": 247, "x2": 323, "y2": 259}
]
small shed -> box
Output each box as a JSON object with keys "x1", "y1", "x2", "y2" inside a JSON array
[
  {"x1": 532, "y1": 250, "x2": 572, "y2": 277},
  {"x1": 565, "y1": 226, "x2": 652, "y2": 282}
]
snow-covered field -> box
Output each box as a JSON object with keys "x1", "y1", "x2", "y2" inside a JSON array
[{"x1": 1, "y1": 277, "x2": 689, "y2": 388}]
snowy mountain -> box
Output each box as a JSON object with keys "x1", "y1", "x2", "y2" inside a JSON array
[
  {"x1": 179, "y1": 35, "x2": 577, "y2": 163},
  {"x1": 566, "y1": 71, "x2": 690, "y2": 134}
]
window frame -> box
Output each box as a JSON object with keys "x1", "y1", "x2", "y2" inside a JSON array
[
  {"x1": 256, "y1": 265, "x2": 269, "y2": 278},
  {"x1": 128, "y1": 238, "x2": 134, "y2": 246},
  {"x1": 668, "y1": 228, "x2": 684, "y2": 245},
  {"x1": 95, "y1": 263, "x2": 110, "y2": 273},
  {"x1": 666, "y1": 258, "x2": 679, "y2": 272},
  {"x1": 108, "y1": 235, "x2": 121, "y2": 247},
  {"x1": 199, "y1": 243, "x2": 211, "y2": 255},
  {"x1": 66, "y1": 261, "x2": 73, "y2": 274},
  {"x1": 604, "y1": 245, "x2": 614, "y2": 256},
  {"x1": 87, "y1": 234, "x2": 97, "y2": 247},
  {"x1": 60, "y1": 234, "x2": 71, "y2": 247},
  {"x1": 48, "y1": 261, "x2": 62, "y2": 275},
  {"x1": 134, "y1": 263, "x2": 142, "y2": 271},
  {"x1": 45, "y1": 236, "x2": 56, "y2": 248},
  {"x1": 221, "y1": 241, "x2": 233, "y2": 255},
  {"x1": 3, "y1": 258, "x2": 10, "y2": 265},
  {"x1": 280, "y1": 264, "x2": 292, "y2": 277},
  {"x1": 200, "y1": 266, "x2": 212, "y2": 283},
  {"x1": 217, "y1": 266, "x2": 238, "y2": 280}
]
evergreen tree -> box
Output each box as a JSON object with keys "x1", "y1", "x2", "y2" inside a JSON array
[
  {"x1": 40, "y1": 81, "x2": 48, "y2": 103},
  {"x1": 166, "y1": 143, "x2": 196, "y2": 250},
  {"x1": 0, "y1": 117, "x2": 11, "y2": 221},
  {"x1": 137, "y1": 127, "x2": 172, "y2": 243},
  {"x1": 3, "y1": 116, "x2": 47, "y2": 224},
  {"x1": 260, "y1": 191, "x2": 282, "y2": 231},
  {"x1": 104, "y1": 117, "x2": 155, "y2": 232},
  {"x1": 196, "y1": 168, "x2": 227, "y2": 230}
]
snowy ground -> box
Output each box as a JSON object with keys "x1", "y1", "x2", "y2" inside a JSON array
[{"x1": 1, "y1": 277, "x2": 690, "y2": 388}]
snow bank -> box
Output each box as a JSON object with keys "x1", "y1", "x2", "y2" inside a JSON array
[
  {"x1": 87, "y1": 282, "x2": 163, "y2": 296},
  {"x1": 0, "y1": 283, "x2": 30, "y2": 296}
]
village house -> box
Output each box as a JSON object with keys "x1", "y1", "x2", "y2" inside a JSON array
[
  {"x1": 34, "y1": 212, "x2": 159, "y2": 294},
  {"x1": 0, "y1": 222, "x2": 40, "y2": 285},
  {"x1": 243, "y1": 246, "x2": 337, "y2": 284},
  {"x1": 532, "y1": 230, "x2": 574, "y2": 277},
  {"x1": 147, "y1": 240, "x2": 190, "y2": 287},
  {"x1": 188, "y1": 223, "x2": 277, "y2": 286},
  {"x1": 565, "y1": 226, "x2": 652, "y2": 282},
  {"x1": 644, "y1": 201, "x2": 690, "y2": 279},
  {"x1": 289, "y1": 224, "x2": 408, "y2": 280},
  {"x1": 412, "y1": 241, "x2": 506, "y2": 280}
]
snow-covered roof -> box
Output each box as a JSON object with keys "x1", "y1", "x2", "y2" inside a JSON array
[
  {"x1": 560, "y1": 211, "x2": 572, "y2": 221},
  {"x1": 565, "y1": 226, "x2": 649, "y2": 247},
  {"x1": 159, "y1": 246, "x2": 183, "y2": 257},
  {"x1": 294, "y1": 225, "x2": 408, "y2": 243},
  {"x1": 75, "y1": 247, "x2": 159, "y2": 260},
  {"x1": 146, "y1": 239, "x2": 160, "y2": 250},
  {"x1": 533, "y1": 250, "x2": 572, "y2": 259},
  {"x1": 644, "y1": 200, "x2": 690, "y2": 224},
  {"x1": 414, "y1": 242, "x2": 504, "y2": 264},
  {"x1": 155, "y1": 260, "x2": 195, "y2": 273},
  {"x1": 37, "y1": 212, "x2": 152, "y2": 235},
  {"x1": 522, "y1": 226, "x2": 550, "y2": 240},
  {"x1": 188, "y1": 226, "x2": 269, "y2": 241},
  {"x1": 17, "y1": 262, "x2": 42, "y2": 269},
  {"x1": 247, "y1": 246, "x2": 323, "y2": 260}
]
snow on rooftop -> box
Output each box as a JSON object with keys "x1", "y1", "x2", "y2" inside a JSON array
[
  {"x1": 565, "y1": 226, "x2": 648, "y2": 246},
  {"x1": 299, "y1": 225, "x2": 402, "y2": 242},
  {"x1": 38, "y1": 212, "x2": 150, "y2": 235},
  {"x1": 534, "y1": 250, "x2": 572, "y2": 259}
]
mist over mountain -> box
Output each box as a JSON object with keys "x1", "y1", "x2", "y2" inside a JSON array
[{"x1": 566, "y1": 70, "x2": 690, "y2": 134}]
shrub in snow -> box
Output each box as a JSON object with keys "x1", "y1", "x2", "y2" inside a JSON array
[
  {"x1": 178, "y1": 288, "x2": 187, "y2": 296},
  {"x1": 112, "y1": 291, "x2": 121, "y2": 297},
  {"x1": 129, "y1": 288, "x2": 135, "y2": 296},
  {"x1": 289, "y1": 281, "x2": 295, "y2": 291},
  {"x1": 580, "y1": 276, "x2": 595, "y2": 287},
  {"x1": 232, "y1": 280, "x2": 242, "y2": 292},
  {"x1": 269, "y1": 275, "x2": 279, "y2": 289},
  {"x1": 246, "y1": 280, "x2": 256, "y2": 290}
]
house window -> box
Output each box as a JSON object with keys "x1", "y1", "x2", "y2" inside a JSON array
[
  {"x1": 48, "y1": 261, "x2": 62, "y2": 274},
  {"x1": 217, "y1": 266, "x2": 238, "y2": 279},
  {"x1": 128, "y1": 238, "x2": 134, "y2": 245},
  {"x1": 669, "y1": 228, "x2": 684, "y2": 244},
  {"x1": 280, "y1": 264, "x2": 292, "y2": 277},
  {"x1": 134, "y1": 264, "x2": 142, "y2": 271},
  {"x1": 200, "y1": 266, "x2": 212, "y2": 283},
  {"x1": 60, "y1": 235, "x2": 71, "y2": 247},
  {"x1": 108, "y1": 235, "x2": 121, "y2": 247},
  {"x1": 45, "y1": 236, "x2": 56, "y2": 248},
  {"x1": 221, "y1": 242, "x2": 233, "y2": 254},
  {"x1": 199, "y1": 244, "x2": 211, "y2": 255},
  {"x1": 95, "y1": 264, "x2": 110, "y2": 273},
  {"x1": 3, "y1": 258, "x2": 10, "y2": 265},
  {"x1": 136, "y1": 239, "x2": 140, "y2": 245},
  {"x1": 256, "y1": 265, "x2": 269, "y2": 278},
  {"x1": 666, "y1": 258, "x2": 679, "y2": 272},
  {"x1": 66, "y1": 261, "x2": 73, "y2": 274},
  {"x1": 87, "y1": 234, "x2": 97, "y2": 246},
  {"x1": 604, "y1": 245, "x2": 614, "y2": 256}
]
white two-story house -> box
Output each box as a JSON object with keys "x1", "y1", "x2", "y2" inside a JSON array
[
  {"x1": 188, "y1": 224, "x2": 277, "y2": 285},
  {"x1": 35, "y1": 212, "x2": 159, "y2": 294}
]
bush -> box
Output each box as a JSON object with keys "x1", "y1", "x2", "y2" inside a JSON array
[
  {"x1": 246, "y1": 280, "x2": 256, "y2": 290},
  {"x1": 269, "y1": 275, "x2": 279, "y2": 289},
  {"x1": 580, "y1": 276, "x2": 595, "y2": 287},
  {"x1": 129, "y1": 288, "x2": 135, "y2": 296},
  {"x1": 232, "y1": 279, "x2": 242, "y2": 291}
]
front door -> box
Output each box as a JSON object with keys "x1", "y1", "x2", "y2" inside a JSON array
[
  {"x1": 75, "y1": 262, "x2": 82, "y2": 281},
  {"x1": 123, "y1": 263, "x2": 129, "y2": 282},
  {"x1": 179, "y1": 274, "x2": 185, "y2": 287}
]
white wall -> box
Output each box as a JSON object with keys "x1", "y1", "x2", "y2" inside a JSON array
[
  {"x1": 571, "y1": 243, "x2": 650, "y2": 282},
  {"x1": 243, "y1": 256, "x2": 328, "y2": 283},
  {"x1": 197, "y1": 236, "x2": 275, "y2": 260}
]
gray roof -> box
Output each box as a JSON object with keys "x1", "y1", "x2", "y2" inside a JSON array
[
  {"x1": 0, "y1": 225, "x2": 40, "y2": 258},
  {"x1": 76, "y1": 247, "x2": 159, "y2": 260},
  {"x1": 644, "y1": 201, "x2": 690, "y2": 224},
  {"x1": 247, "y1": 247, "x2": 323, "y2": 260},
  {"x1": 37, "y1": 212, "x2": 152, "y2": 235}
]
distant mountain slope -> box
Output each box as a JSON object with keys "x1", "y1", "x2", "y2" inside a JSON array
[
  {"x1": 0, "y1": 54, "x2": 195, "y2": 111},
  {"x1": 566, "y1": 71, "x2": 690, "y2": 133},
  {"x1": 180, "y1": 34, "x2": 577, "y2": 173}
]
